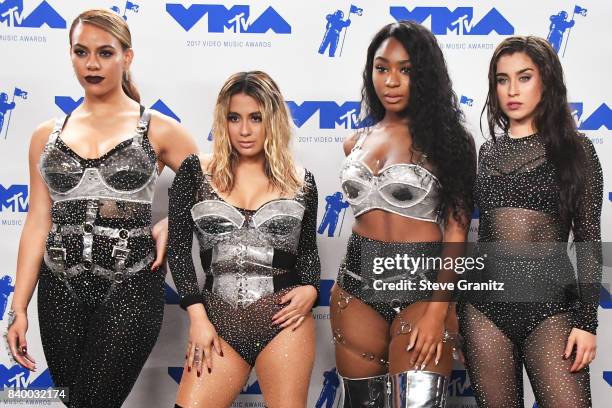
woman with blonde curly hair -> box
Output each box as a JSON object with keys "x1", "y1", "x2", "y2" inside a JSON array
[{"x1": 168, "y1": 71, "x2": 321, "y2": 408}]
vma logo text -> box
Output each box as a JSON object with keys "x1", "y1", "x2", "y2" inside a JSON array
[
  {"x1": 54, "y1": 96, "x2": 182, "y2": 122},
  {"x1": 390, "y1": 6, "x2": 513, "y2": 35},
  {"x1": 0, "y1": 0, "x2": 66, "y2": 28},
  {"x1": 570, "y1": 103, "x2": 611, "y2": 131},
  {"x1": 166, "y1": 4, "x2": 291, "y2": 33},
  {"x1": 0, "y1": 185, "x2": 28, "y2": 213},
  {"x1": 287, "y1": 101, "x2": 361, "y2": 129}
]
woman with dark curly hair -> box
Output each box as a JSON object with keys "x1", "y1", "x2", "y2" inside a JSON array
[
  {"x1": 458, "y1": 36, "x2": 602, "y2": 408},
  {"x1": 330, "y1": 21, "x2": 476, "y2": 407}
]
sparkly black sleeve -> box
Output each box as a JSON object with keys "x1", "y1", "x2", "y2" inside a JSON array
[
  {"x1": 571, "y1": 137, "x2": 603, "y2": 334},
  {"x1": 295, "y1": 170, "x2": 322, "y2": 306},
  {"x1": 168, "y1": 154, "x2": 203, "y2": 310}
]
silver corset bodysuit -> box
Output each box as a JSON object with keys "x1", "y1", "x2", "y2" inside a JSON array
[
  {"x1": 340, "y1": 130, "x2": 443, "y2": 224},
  {"x1": 38, "y1": 107, "x2": 158, "y2": 292},
  {"x1": 167, "y1": 154, "x2": 321, "y2": 309}
]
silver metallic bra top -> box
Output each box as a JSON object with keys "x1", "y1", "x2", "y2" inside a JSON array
[
  {"x1": 38, "y1": 108, "x2": 158, "y2": 204},
  {"x1": 191, "y1": 195, "x2": 306, "y2": 257},
  {"x1": 340, "y1": 130, "x2": 442, "y2": 224}
]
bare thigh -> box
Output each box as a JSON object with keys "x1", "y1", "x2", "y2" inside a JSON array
[
  {"x1": 389, "y1": 301, "x2": 454, "y2": 375},
  {"x1": 175, "y1": 337, "x2": 251, "y2": 408},
  {"x1": 330, "y1": 284, "x2": 390, "y2": 378},
  {"x1": 255, "y1": 315, "x2": 316, "y2": 408}
]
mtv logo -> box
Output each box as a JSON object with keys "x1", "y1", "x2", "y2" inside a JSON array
[
  {"x1": 460, "y1": 95, "x2": 474, "y2": 106},
  {"x1": 604, "y1": 371, "x2": 612, "y2": 387},
  {"x1": 471, "y1": 207, "x2": 480, "y2": 220},
  {"x1": 164, "y1": 282, "x2": 180, "y2": 304},
  {"x1": 286, "y1": 101, "x2": 361, "y2": 129},
  {"x1": 166, "y1": 4, "x2": 290, "y2": 34},
  {"x1": 318, "y1": 279, "x2": 334, "y2": 307},
  {"x1": 241, "y1": 378, "x2": 261, "y2": 394},
  {"x1": 569, "y1": 102, "x2": 612, "y2": 131},
  {"x1": 389, "y1": 6, "x2": 513, "y2": 35},
  {"x1": 55, "y1": 96, "x2": 84, "y2": 115},
  {"x1": 0, "y1": 0, "x2": 66, "y2": 28},
  {"x1": 601, "y1": 285, "x2": 612, "y2": 309},
  {"x1": 447, "y1": 369, "x2": 474, "y2": 397},
  {"x1": 0, "y1": 184, "x2": 28, "y2": 212},
  {"x1": 0, "y1": 365, "x2": 53, "y2": 388}
]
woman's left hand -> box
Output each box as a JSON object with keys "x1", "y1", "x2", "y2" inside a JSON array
[
  {"x1": 564, "y1": 328, "x2": 596, "y2": 372},
  {"x1": 406, "y1": 307, "x2": 446, "y2": 370},
  {"x1": 151, "y1": 217, "x2": 168, "y2": 271},
  {"x1": 272, "y1": 285, "x2": 317, "y2": 330}
]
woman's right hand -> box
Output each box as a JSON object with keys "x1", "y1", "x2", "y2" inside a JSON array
[
  {"x1": 186, "y1": 316, "x2": 223, "y2": 376},
  {"x1": 6, "y1": 312, "x2": 36, "y2": 371}
]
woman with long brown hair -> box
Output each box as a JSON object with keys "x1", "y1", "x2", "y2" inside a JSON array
[
  {"x1": 458, "y1": 36, "x2": 602, "y2": 407},
  {"x1": 331, "y1": 21, "x2": 476, "y2": 407},
  {"x1": 167, "y1": 71, "x2": 320, "y2": 408},
  {"x1": 6, "y1": 9, "x2": 197, "y2": 407}
]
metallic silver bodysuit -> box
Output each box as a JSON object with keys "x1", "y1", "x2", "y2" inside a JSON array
[
  {"x1": 168, "y1": 154, "x2": 321, "y2": 365},
  {"x1": 36, "y1": 106, "x2": 166, "y2": 408}
]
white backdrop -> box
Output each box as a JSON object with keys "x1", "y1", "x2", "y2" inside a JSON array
[{"x1": 0, "y1": 1, "x2": 610, "y2": 407}]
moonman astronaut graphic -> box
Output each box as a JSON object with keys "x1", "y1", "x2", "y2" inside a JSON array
[
  {"x1": 547, "y1": 11, "x2": 575, "y2": 53},
  {"x1": 315, "y1": 367, "x2": 340, "y2": 408},
  {"x1": 0, "y1": 93, "x2": 16, "y2": 134},
  {"x1": 318, "y1": 10, "x2": 351, "y2": 57},
  {"x1": 318, "y1": 192, "x2": 349, "y2": 237},
  {"x1": 0, "y1": 275, "x2": 15, "y2": 320}
]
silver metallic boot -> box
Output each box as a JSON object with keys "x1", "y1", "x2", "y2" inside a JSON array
[
  {"x1": 389, "y1": 370, "x2": 448, "y2": 408},
  {"x1": 336, "y1": 373, "x2": 391, "y2": 408}
]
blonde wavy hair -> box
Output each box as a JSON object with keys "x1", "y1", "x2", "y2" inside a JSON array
[{"x1": 208, "y1": 71, "x2": 302, "y2": 194}]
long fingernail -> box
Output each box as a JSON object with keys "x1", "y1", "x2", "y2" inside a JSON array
[
  {"x1": 197, "y1": 371, "x2": 201, "y2": 377},
  {"x1": 207, "y1": 367, "x2": 211, "y2": 374},
  {"x1": 220, "y1": 351, "x2": 224, "y2": 357},
  {"x1": 406, "y1": 344, "x2": 413, "y2": 351},
  {"x1": 414, "y1": 365, "x2": 418, "y2": 371},
  {"x1": 420, "y1": 363, "x2": 426, "y2": 370},
  {"x1": 435, "y1": 359, "x2": 439, "y2": 366},
  {"x1": 188, "y1": 366, "x2": 191, "y2": 372}
]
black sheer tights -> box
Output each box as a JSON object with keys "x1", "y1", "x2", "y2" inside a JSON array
[{"x1": 460, "y1": 303, "x2": 591, "y2": 408}]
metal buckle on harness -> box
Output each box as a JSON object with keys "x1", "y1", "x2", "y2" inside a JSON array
[
  {"x1": 48, "y1": 247, "x2": 66, "y2": 262},
  {"x1": 112, "y1": 246, "x2": 131, "y2": 259}
]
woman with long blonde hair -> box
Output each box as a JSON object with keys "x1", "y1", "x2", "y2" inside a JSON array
[
  {"x1": 6, "y1": 8, "x2": 197, "y2": 408},
  {"x1": 168, "y1": 71, "x2": 321, "y2": 408}
]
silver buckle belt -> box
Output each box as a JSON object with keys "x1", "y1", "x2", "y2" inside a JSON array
[{"x1": 43, "y1": 250, "x2": 156, "y2": 284}]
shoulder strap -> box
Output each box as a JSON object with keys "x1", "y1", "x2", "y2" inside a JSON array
[
  {"x1": 133, "y1": 107, "x2": 151, "y2": 145},
  {"x1": 47, "y1": 116, "x2": 67, "y2": 144},
  {"x1": 351, "y1": 128, "x2": 372, "y2": 152}
]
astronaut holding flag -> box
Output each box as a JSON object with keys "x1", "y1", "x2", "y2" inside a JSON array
[
  {"x1": 547, "y1": 4, "x2": 587, "y2": 56},
  {"x1": 1, "y1": 87, "x2": 27, "y2": 139},
  {"x1": 318, "y1": 5, "x2": 363, "y2": 58},
  {"x1": 111, "y1": 1, "x2": 139, "y2": 20}
]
